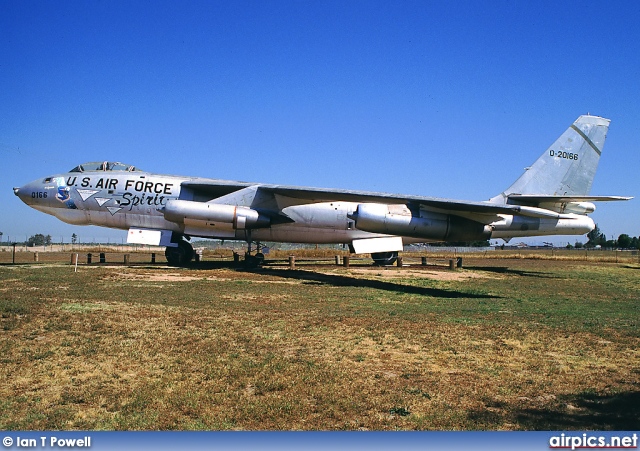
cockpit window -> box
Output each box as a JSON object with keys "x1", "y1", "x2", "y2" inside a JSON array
[{"x1": 69, "y1": 161, "x2": 140, "y2": 172}]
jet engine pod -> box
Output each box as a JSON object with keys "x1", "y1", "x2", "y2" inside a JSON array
[
  {"x1": 163, "y1": 200, "x2": 270, "y2": 229},
  {"x1": 563, "y1": 202, "x2": 596, "y2": 215},
  {"x1": 350, "y1": 203, "x2": 491, "y2": 242}
]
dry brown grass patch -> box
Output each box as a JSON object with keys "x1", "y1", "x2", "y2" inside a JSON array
[{"x1": 0, "y1": 261, "x2": 637, "y2": 430}]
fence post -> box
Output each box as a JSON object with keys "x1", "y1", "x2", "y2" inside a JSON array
[
  {"x1": 289, "y1": 255, "x2": 295, "y2": 269},
  {"x1": 343, "y1": 256, "x2": 350, "y2": 268}
]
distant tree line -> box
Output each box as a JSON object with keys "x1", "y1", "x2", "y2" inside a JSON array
[
  {"x1": 6, "y1": 225, "x2": 640, "y2": 250},
  {"x1": 569, "y1": 224, "x2": 640, "y2": 250},
  {"x1": 5, "y1": 233, "x2": 78, "y2": 247}
]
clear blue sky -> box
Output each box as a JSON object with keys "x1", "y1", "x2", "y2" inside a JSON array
[{"x1": 2, "y1": 0, "x2": 639, "y2": 245}]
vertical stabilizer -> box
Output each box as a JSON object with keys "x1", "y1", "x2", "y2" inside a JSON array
[{"x1": 491, "y1": 115, "x2": 610, "y2": 203}]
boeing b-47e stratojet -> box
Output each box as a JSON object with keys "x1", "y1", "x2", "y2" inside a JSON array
[{"x1": 14, "y1": 115, "x2": 631, "y2": 266}]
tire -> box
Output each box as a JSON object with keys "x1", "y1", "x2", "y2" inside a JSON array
[
  {"x1": 165, "y1": 240, "x2": 194, "y2": 266},
  {"x1": 371, "y1": 251, "x2": 398, "y2": 266},
  {"x1": 244, "y1": 252, "x2": 265, "y2": 269}
]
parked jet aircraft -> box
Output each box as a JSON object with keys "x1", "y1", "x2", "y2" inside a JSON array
[{"x1": 14, "y1": 115, "x2": 631, "y2": 266}]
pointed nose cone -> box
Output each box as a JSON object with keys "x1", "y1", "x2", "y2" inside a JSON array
[
  {"x1": 14, "y1": 184, "x2": 30, "y2": 205},
  {"x1": 13, "y1": 181, "x2": 44, "y2": 207}
]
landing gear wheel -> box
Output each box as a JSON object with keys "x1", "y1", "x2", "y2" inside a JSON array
[
  {"x1": 243, "y1": 252, "x2": 265, "y2": 269},
  {"x1": 371, "y1": 251, "x2": 398, "y2": 266},
  {"x1": 165, "y1": 240, "x2": 194, "y2": 267}
]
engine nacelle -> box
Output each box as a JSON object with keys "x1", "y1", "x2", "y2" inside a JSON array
[
  {"x1": 163, "y1": 200, "x2": 270, "y2": 229},
  {"x1": 349, "y1": 203, "x2": 491, "y2": 242},
  {"x1": 537, "y1": 201, "x2": 596, "y2": 215},
  {"x1": 563, "y1": 202, "x2": 596, "y2": 215}
]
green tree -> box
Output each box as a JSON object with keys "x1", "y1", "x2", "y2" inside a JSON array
[
  {"x1": 27, "y1": 234, "x2": 45, "y2": 247},
  {"x1": 617, "y1": 234, "x2": 632, "y2": 249},
  {"x1": 71, "y1": 233, "x2": 78, "y2": 244},
  {"x1": 586, "y1": 224, "x2": 606, "y2": 248},
  {"x1": 26, "y1": 234, "x2": 52, "y2": 247},
  {"x1": 605, "y1": 239, "x2": 618, "y2": 249}
]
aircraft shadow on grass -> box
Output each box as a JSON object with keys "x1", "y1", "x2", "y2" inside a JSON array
[
  {"x1": 622, "y1": 265, "x2": 640, "y2": 270},
  {"x1": 137, "y1": 259, "x2": 498, "y2": 299},
  {"x1": 468, "y1": 390, "x2": 640, "y2": 430},
  {"x1": 464, "y1": 266, "x2": 561, "y2": 279},
  {"x1": 244, "y1": 267, "x2": 498, "y2": 299}
]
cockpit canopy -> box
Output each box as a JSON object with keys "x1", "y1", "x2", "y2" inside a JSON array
[{"x1": 69, "y1": 161, "x2": 141, "y2": 172}]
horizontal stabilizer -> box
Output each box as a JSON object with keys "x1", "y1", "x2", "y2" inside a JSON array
[{"x1": 508, "y1": 194, "x2": 632, "y2": 203}]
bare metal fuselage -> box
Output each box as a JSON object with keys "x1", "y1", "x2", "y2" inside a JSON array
[
  {"x1": 15, "y1": 116, "x2": 630, "y2": 257},
  {"x1": 15, "y1": 170, "x2": 595, "y2": 246}
]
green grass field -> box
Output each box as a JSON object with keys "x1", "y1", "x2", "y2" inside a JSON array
[{"x1": 1, "y1": 258, "x2": 638, "y2": 430}]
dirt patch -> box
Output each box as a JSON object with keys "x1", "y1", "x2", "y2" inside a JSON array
[
  {"x1": 344, "y1": 267, "x2": 502, "y2": 281},
  {"x1": 103, "y1": 268, "x2": 302, "y2": 284},
  {"x1": 104, "y1": 265, "x2": 503, "y2": 284},
  {"x1": 111, "y1": 271, "x2": 207, "y2": 282}
]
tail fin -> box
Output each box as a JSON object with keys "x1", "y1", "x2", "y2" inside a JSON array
[{"x1": 491, "y1": 115, "x2": 610, "y2": 203}]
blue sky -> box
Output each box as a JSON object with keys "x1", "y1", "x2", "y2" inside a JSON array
[{"x1": 2, "y1": 0, "x2": 639, "y2": 245}]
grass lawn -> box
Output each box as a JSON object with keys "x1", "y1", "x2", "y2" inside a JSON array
[{"x1": 1, "y1": 258, "x2": 638, "y2": 430}]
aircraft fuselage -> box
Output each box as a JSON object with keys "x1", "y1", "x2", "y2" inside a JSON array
[
  {"x1": 15, "y1": 167, "x2": 596, "y2": 247},
  {"x1": 14, "y1": 116, "x2": 632, "y2": 266}
]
